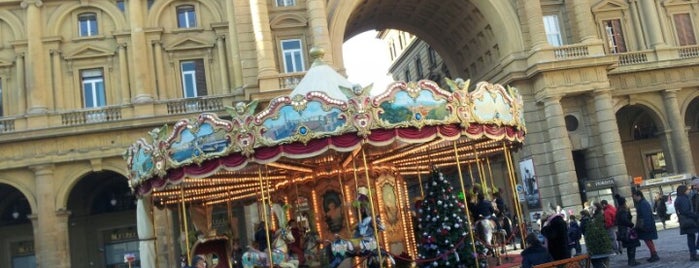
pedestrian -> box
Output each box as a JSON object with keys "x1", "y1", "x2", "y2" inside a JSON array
[
  {"x1": 653, "y1": 193, "x2": 669, "y2": 230},
  {"x1": 230, "y1": 239, "x2": 244, "y2": 268},
  {"x1": 254, "y1": 221, "x2": 269, "y2": 251},
  {"x1": 673, "y1": 184, "x2": 699, "y2": 261},
  {"x1": 567, "y1": 214, "x2": 582, "y2": 256},
  {"x1": 521, "y1": 233, "x2": 553, "y2": 268},
  {"x1": 287, "y1": 219, "x2": 306, "y2": 264},
  {"x1": 691, "y1": 178, "x2": 699, "y2": 250},
  {"x1": 579, "y1": 210, "x2": 592, "y2": 235},
  {"x1": 191, "y1": 255, "x2": 207, "y2": 268},
  {"x1": 632, "y1": 189, "x2": 659, "y2": 262},
  {"x1": 614, "y1": 194, "x2": 641, "y2": 266},
  {"x1": 601, "y1": 199, "x2": 620, "y2": 254},
  {"x1": 555, "y1": 205, "x2": 567, "y2": 222},
  {"x1": 541, "y1": 213, "x2": 570, "y2": 260}
]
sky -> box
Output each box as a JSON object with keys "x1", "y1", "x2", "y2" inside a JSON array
[{"x1": 342, "y1": 30, "x2": 395, "y2": 94}]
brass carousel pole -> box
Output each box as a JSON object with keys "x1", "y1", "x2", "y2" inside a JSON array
[
  {"x1": 417, "y1": 166, "x2": 425, "y2": 197},
  {"x1": 472, "y1": 145, "x2": 487, "y2": 196},
  {"x1": 180, "y1": 185, "x2": 191, "y2": 265},
  {"x1": 486, "y1": 157, "x2": 496, "y2": 194},
  {"x1": 453, "y1": 141, "x2": 480, "y2": 268},
  {"x1": 338, "y1": 170, "x2": 353, "y2": 236},
  {"x1": 351, "y1": 157, "x2": 362, "y2": 226},
  {"x1": 503, "y1": 142, "x2": 526, "y2": 248},
  {"x1": 360, "y1": 143, "x2": 383, "y2": 267},
  {"x1": 258, "y1": 166, "x2": 273, "y2": 268}
]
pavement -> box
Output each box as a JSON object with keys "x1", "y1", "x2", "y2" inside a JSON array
[{"x1": 606, "y1": 220, "x2": 698, "y2": 268}]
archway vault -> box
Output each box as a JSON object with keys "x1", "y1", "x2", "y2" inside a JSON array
[{"x1": 329, "y1": 0, "x2": 524, "y2": 80}]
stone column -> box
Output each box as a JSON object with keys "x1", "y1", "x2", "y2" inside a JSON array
[
  {"x1": 592, "y1": 89, "x2": 631, "y2": 195},
  {"x1": 216, "y1": 35, "x2": 230, "y2": 92},
  {"x1": 639, "y1": 0, "x2": 666, "y2": 48},
  {"x1": 55, "y1": 209, "x2": 71, "y2": 268},
  {"x1": 129, "y1": 0, "x2": 153, "y2": 103},
  {"x1": 23, "y1": 0, "x2": 49, "y2": 114},
  {"x1": 524, "y1": 0, "x2": 548, "y2": 49},
  {"x1": 249, "y1": 0, "x2": 278, "y2": 90},
  {"x1": 570, "y1": 0, "x2": 598, "y2": 43},
  {"x1": 307, "y1": 0, "x2": 334, "y2": 65},
  {"x1": 118, "y1": 43, "x2": 131, "y2": 104},
  {"x1": 543, "y1": 95, "x2": 580, "y2": 208},
  {"x1": 137, "y1": 197, "x2": 156, "y2": 268},
  {"x1": 662, "y1": 89, "x2": 695, "y2": 174},
  {"x1": 30, "y1": 164, "x2": 64, "y2": 268},
  {"x1": 629, "y1": 2, "x2": 647, "y2": 50},
  {"x1": 15, "y1": 53, "x2": 26, "y2": 114},
  {"x1": 50, "y1": 49, "x2": 65, "y2": 109},
  {"x1": 225, "y1": 0, "x2": 244, "y2": 91}
]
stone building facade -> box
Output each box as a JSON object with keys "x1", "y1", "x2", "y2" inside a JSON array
[{"x1": 0, "y1": 0, "x2": 698, "y2": 267}]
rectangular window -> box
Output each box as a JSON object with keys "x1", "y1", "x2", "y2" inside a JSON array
[
  {"x1": 428, "y1": 47, "x2": 437, "y2": 67},
  {"x1": 281, "y1": 39, "x2": 305, "y2": 73},
  {"x1": 404, "y1": 69, "x2": 411, "y2": 81},
  {"x1": 105, "y1": 241, "x2": 140, "y2": 267},
  {"x1": 603, "y1": 19, "x2": 627, "y2": 53},
  {"x1": 81, "y1": 69, "x2": 106, "y2": 108},
  {"x1": 276, "y1": 0, "x2": 296, "y2": 7},
  {"x1": 180, "y1": 59, "x2": 207, "y2": 98},
  {"x1": 415, "y1": 57, "x2": 423, "y2": 78},
  {"x1": 78, "y1": 13, "x2": 98, "y2": 37},
  {"x1": 674, "y1": 13, "x2": 697, "y2": 46},
  {"x1": 543, "y1": 15, "x2": 563, "y2": 46},
  {"x1": 116, "y1": 0, "x2": 125, "y2": 12},
  {"x1": 177, "y1": 5, "x2": 197, "y2": 28}
]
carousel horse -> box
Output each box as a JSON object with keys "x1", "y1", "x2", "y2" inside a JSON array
[
  {"x1": 329, "y1": 215, "x2": 395, "y2": 268},
  {"x1": 475, "y1": 216, "x2": 507, "y2": 264},
  {"x1": 496, "y1": 214, "x2": 517, "y2": 250},
  {"x1": 303, "y1": 231, "x2": 322, "y2": 267},
  {"x1": 242, "y1": 226, "x2": 299, "y2": 268}
]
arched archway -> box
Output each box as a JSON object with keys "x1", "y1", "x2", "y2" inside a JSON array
[
  {"x1": 329, "y1": 0, "x2": 524, "y2": 81},
  {"x1": 685, "y1": 96, "x2": 699, "y2": 175},
  {"x1": 0, "y1": 183, "x2": 34, "y2": 267},
  {"x1": 67, "y1": 171, "x2": 137, "y2": 268}
]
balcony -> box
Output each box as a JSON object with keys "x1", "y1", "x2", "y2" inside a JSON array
[
  {"x1": 60, "y1": 107, "x2": 123, "y2": 125},
  {"x1": 618, "y1": 51, "x2": 651, "y2": 65},
  {"x1": 552, "y1": 44, "x2": 590, "y2": 60},
  {"x1": 0, "y1": 118, "x2": 15, "y2": 133},
  {"x1": 679, "y1": 45, "x2": 699, "y2": 59},
  {"x1": 278, "y1": 72, "x2": 305, "y2": 90},
  {"x1": 164, "y1": 96, "x2": 225, "y2": 115}
]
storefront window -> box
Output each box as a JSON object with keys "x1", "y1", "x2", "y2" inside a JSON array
[
  {"x1": 105, "y1": 240, "x2": 140, "y2": 268},
  {"x1": 646, "y1": 152, "x2": 667, "y2": 179}
]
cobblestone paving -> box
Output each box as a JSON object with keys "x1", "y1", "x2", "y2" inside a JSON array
[{"x1": 604, "y1": 221, "x2": 698, "y2": 268}]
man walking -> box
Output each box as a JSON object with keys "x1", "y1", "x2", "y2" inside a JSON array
[{"x1": 601, "y1": 199, "x2": 620, "y2": 254}]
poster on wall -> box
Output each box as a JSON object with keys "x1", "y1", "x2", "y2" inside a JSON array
[{"x1": 519, "y1": 158, "x2": 542, "y2": 209}]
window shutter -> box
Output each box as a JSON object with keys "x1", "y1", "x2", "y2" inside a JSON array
[
  {"x1": 674, "y1": 13, "x2": 697, "y2": 46},
  {"x1": 611, "y1": 19, "x2": 627, "y2": 53},
  {"x1": 194, "y1": 60, "x2": 207, "y2": 96}
]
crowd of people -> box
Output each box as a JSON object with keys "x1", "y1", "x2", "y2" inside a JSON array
[{"x1": 521, "y1": 177, "x2": 699, "y2": 267}]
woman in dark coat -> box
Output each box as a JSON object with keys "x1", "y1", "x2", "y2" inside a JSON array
[
  {"x1": 632, "y1": 189, "x2": 659, "y2": 262},
  {"x1": 674, "y1": 184, "x2": 699, "y2": 261},
  {"x1": 615, "y1": 194, "x2": 640, "y2": 266},
  {"x1": 540, "y1": 214, "x2": 570, "y2": 261},
  {"x1": 521, "y1": 233, "x2": 553, "y2": 268}
]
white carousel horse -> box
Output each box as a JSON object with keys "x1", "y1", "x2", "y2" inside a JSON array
[
  {"x1": 242, "y1": 226, "x2": 299, "y2": 268},
  {"x1": 474, "y1": 217, "x2": 507, "y2": 265},
  {"x1": 303, "y1": 231, "x2": 322, "y2": 267},
  {"x1": 329, "y1": 215, "x2": 395, "y2": 268}
]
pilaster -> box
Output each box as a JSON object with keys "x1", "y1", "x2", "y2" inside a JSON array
[
  {"x1": 662, "y1": 89, "x2": 695, "y2": 174},
  {"x1": 570, "y1": 0, "x2": 599, "y2": 43},
  {"x1": 55, "y1": 209, "x2": 71, "y2": 268},
  {"x1": 129, "y1": 0, "x2": 154, "y2": 103},
  {"x1": 225, "y1": 0, "x2": 244, "y2": 90},
  {"x1": 22, "y1": 0, "x2": 49, "y2": 114},
  {"x1": 29, "y1": 164, "x2": 60, "y2": 268},
  {"x1": 639, "y1": 0, "x2": 666, "y2": 48},
  {"x1": 118, "y1": 43, "x2": 131, "y2": 104},
  {"x1": 216, "y1": 35, "x2": 230, "y2": 93},
  {"x1": 524, "y1": 0, "x2": 549, "y2": 50},
  {"x1": 307, "y1": 0, "x2": 334, "y2": 65},
  {"x1": 249, "y1": 0, "x2": 278, "y2": 90}
]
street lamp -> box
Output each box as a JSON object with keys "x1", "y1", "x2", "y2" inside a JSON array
[
  {"x1": 110, "y1": 195, "x2": 118, "y2": 206},
  {"x1": 11, "y1": 206, "x2": 19, "y2": 219}
]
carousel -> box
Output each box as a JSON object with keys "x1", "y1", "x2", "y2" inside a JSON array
[{"x1": 124, "y1": 48, "x2": 527, "y2": 268}]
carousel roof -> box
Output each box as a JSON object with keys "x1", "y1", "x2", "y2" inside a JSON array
[{"x1": 123, "y1": 48, "x2": 527, "y2": 206}]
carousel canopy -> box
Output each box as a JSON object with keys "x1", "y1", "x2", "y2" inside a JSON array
[{"x1": 123, "y1": 48, "x2": 527, "y2": 206}]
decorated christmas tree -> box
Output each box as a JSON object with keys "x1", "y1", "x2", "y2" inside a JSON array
[{"x1": 416, "y1": 168, "x2": 486, "y2": 267}]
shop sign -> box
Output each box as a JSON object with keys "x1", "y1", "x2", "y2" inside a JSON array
[
  {"x1": 106, "y1": 227, "x2": 138, "y2": 243},
  {"x1": 586, "y1": 177, "x2": 616, "y2": 190}
]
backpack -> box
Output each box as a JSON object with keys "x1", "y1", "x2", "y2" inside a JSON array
[{"x1": 568, "y1": 222, "x2": 582, "y2": 241}]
